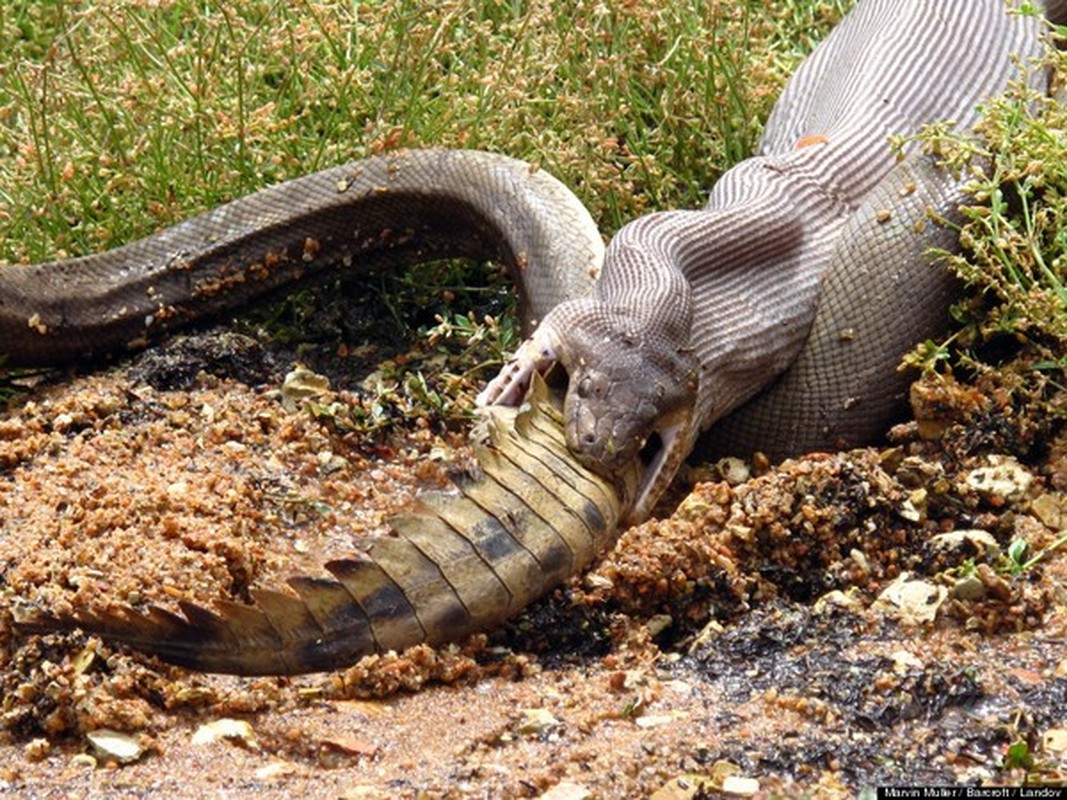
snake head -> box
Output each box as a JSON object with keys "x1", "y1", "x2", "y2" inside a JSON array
[
  {"x1": 478, "y1": 300, "x2": 697, "y2": 523},
  {"x1": 554, "y1": 307, "x2": 698, "y2": 523}
]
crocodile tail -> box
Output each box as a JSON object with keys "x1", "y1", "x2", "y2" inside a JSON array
[{"x1": 15, "y1": 377, "x2": 637, "y2": 675}]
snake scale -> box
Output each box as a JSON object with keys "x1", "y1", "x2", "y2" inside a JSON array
[{"x1": 6, "y1": 0, "x2": 1064, "y2": 674}]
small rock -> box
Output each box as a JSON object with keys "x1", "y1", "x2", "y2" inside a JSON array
[
  {"x1": 317, "y1": 450, "x2": 349, "y2": 474},
  {"x1": 254, "y1": 760, "x2": 298, "y2": 781},
  {"x1": 890, "y1": 650, "x2": 924, "y2": 674},
  {"x1": 621, "y1": 669, "x2": 651, "y2": 689},
  {"x1": 709, "y1": 760, "x2": 742, "y2": 783},
  {"x1": 52, "y1": 412, "x2": 75, "y2": 432},
  {"x1": 898, "y1": 494, "x2": 924, "y2": 522},
  {"x1": 930, "y1": 529, "x2": 1000, "y2": 559},
  {"x1": 849, "y1": 548, "x2": 870, "y2": 575},
  {"x1": 172, "y1": 686, "x2": 216, "y2": 705},
  {"x1": 539, "y1": 781, "x2": 593, "y2": 800},
  {"x1": 1043, "y1": 728, "x2": 1067, "y2": 755},
  {"x1": 519, "y1": 707, "x2": 560, "y2": 735},
  {"x1": 722, "y1": 775, "x2": 760, "y2": 796},
  {"x1": 1030, "y1": 492, "x2": 1067, "y2": 530},
  {"x1": 24, "y1": 738, "x2": 50, "y2": 762},
  {"x1": 715, "y1": 457, "x2": 750, "y2": 486},
  {"x1": 280, "y1": 365, "x2": 331, "y2": 412},
  {"x1": 191, "y1": 718, "x2": 259, "y2": 749},
  {"x1": 635, "y1": 713, "x2": 680, "y2": 729},
  {"x1": 583, "y1": 573, "x2": 614, "y2": 591},
  {"x1": 650, "y1": 774, "x2": 715, "y2": 800},
  {"x1": 646, "y1": 614, "x2": 673, "y2": 637},
  {"x1": 320, "y1": 734, "x2": 379, "y2": 758},
  {"x1": 687, "y1": 618, "x2": 726, "y2": 652},
  {"x1": 86, "y1": 729, "x2": 145, "y2": 765},
  {"x1": 951, "y1": 574, "x2": 987, "y2": 601},
  {"x1": 72, "y1": 645, "x2": 100, "y2": 675},
  {"x1": 70, "y1": 753, "x2": 97, "y2": 770},
  {"x1": 964, "y1": 456, "x2": 1033, "y2": 503},
  {"x1": 873, "y1": 573, "x2": 947, "y2": 624},
  {"x1": 813, "y1": 588, "x2": 865, "y2": 615},
  {"x1": 166, "y1": 481, "x2": 189, "y2": 499}
]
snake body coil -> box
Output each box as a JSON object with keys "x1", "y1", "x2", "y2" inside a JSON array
[{"x1": 485, "y1": 0, "x2": 1060, "y2": 518}]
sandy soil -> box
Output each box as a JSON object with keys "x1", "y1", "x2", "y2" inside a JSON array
[{"x1": 1, "y1": 329, "x2": 1065, "y2": 799}]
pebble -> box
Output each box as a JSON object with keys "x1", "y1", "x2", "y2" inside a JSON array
[
  {"x1": 722, "y1": 775, "x2": 760, "y2": 796},
  {"x1": 1030, "y1": 492, "x2": 1066, "y2": 529},
  {"x1": 280, "y1": 365, "x2": 331, "y2": 411},
  {"x1": 317, "y1": 450, "x2": 349, "y2": 474},
  {"x1": 890, "y1": 650, "x2": 924, "y2": 674},
  {"x1": 930, "y1": 529, "x2": 1000, "y2": 558},
  {"x1": 873, "y1": 573, "x2": 947, "y2": 624},
  {"x1": 650, "y1": 774, "x2": 715, "y2": 799},
  {"x1": 1042, "y1": 728, "x2": 1067, "y2": 755},
  {"x1": 635, "y1": 713, "x2": 680, "y2": 729},
  {"x1": 898, "y1": 495, "x2": 924, "y2": 522},
  {"x1": 715, "y1": 457, "x2": 750, "y2": 486},
  {"x1": 166, "y1": 481, "x2": 189, "y2": 499},
  {"x1": 254, "y1": 760, "x2": 298, "y2": 781},
  {"x1": 86, "y1": 729, "x2": 145, "y2": 764},
  {"x1": 951, "y1": 574, "x2": 987, "y2": 601},
  {"x1": 319, "y1": 734, "x2": 379, "y2": 758},
  {"x1": 539, "y1": 782, "x2": 593, "y2": 800},
  {"x1": 850, "y1": 548, "x2": 870, "y2": 574},
  {"x1": 963, "y1": 456, "x2": 1033, "y2": 503},
  {"x1": 23, "y1": 738, "x2": 50, "y2": 762},
  {"x1": 813, "y1": 588, "x2": 865, "y2": 614},
  {"x1": 519, "y1": 708, "x2": 560, "y2": 735},
  {"x1": 191, "y1": 718, "x2": 259, "y2": 749},
  {"x1": 646, "y1": 614, "x2": 673, "y2": 637},
  {"x1": 70, "y1": 754, "x2": 98, "y2": 770}
]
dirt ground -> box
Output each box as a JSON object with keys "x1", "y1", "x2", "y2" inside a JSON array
[{"x1": 1, "y1": 328, "x2": 1065, "y2": 799}]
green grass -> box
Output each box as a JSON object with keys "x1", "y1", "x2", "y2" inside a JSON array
[
  {"x1": 0, "y1": 0, "x2": 846, "y2": 267},
  {"x1": 901, "y1": 35, "x2": 1066, "y2": 415}
]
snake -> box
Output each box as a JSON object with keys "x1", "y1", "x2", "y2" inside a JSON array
[{"x1": 5, "y1": 0, "x2": 1064, "y2": 673}]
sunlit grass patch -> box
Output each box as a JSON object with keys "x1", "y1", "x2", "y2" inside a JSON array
[{"x1": 0, "y1": 0, "x2": 846, "y2": 266}]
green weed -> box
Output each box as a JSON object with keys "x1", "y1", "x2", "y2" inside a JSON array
[
  {"x1": 904, "y1": 43, "x2": 1066, "y2": 407},
  {"x1": 1, "y1": 1, "x2": 844, "y2": 262},
  {"x1": 1000, "y1": 533, "x2": 1067, "y2": 577}
]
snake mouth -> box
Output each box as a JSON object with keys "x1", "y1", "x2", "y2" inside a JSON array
[
  {"x1": 481, "y1": 350, "x2": 689, "y2": 526},
  {"x1": 626, "y1": 409, "x2": 690, "y2": 525}
]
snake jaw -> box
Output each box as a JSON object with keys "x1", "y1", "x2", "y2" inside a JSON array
[
  {"x1": 627, "y1": 405, "x2": 694, "y2": 525},
  {"x1": 563, "y1": 380, "x2": 694, "y2": 524}
]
